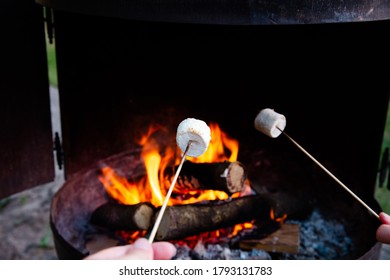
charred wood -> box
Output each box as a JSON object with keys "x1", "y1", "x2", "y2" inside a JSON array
[
  {"x1": 151, "y1": 195, "x2": 271, "y2": 241},
  {"x1": 170, "y1": 160, "x2": 247, "y2": 195},
  {"x1": 91, "y1": 202, "x2": 155, "y2": 231}
]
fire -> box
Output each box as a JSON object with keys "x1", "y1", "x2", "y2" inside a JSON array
[
  {"x1": 270, "y1": 208, "x2": 288, "y2": 224},
  {"x1": 99, "y1": 122, "x2": 242, "y2": 207},
  {"x1": 98, "y1": 121, "x2": 283, "y2": 242}
]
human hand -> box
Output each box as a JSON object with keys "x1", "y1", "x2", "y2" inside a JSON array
[
  {"x1": 84, "y1": 237, "x2": 177, "y2": 260},
  {"x1": 376, "y1": 212, "x2": 390, "y2": 244}
]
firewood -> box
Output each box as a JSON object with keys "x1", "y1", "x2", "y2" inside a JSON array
[
  {"x1": 151, "y1": 195, "x2": 271, "y2": 241},
  {"x1": 91, "y1": 202, "x2": 155, "y2": 231},
  {"x1": 238, "y1": 223, "x2": 300, "y2": 254},
  {"x1": 170, "y1": 160, "x2": 247, "y2": 195}
]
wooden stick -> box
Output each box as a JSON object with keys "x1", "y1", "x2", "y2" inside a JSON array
[
  {"x1": 148, "y1": 141, "x2": 191, "y2": 243},
  {"x1": 279, "y1": 128, "x2": 379, "y2": 220}
]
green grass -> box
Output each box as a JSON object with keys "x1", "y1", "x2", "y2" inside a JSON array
[
  {"x1": 375, "y1": 105, "x2": 390, "y2": 213},
  {"x1": 375, "y1": 186, "x2": 390, "y2": 213},
  {"x1": 46, "y1": 38, "x2": 58, "y2": 87}
]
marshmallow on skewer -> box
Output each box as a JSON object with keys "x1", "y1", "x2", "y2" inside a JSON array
[
  {"x1": 176, "y1": 118, "x2": 211, "y2": 157},
  {"x1": 148, "y1": 118, "x2": 211, "y2": 243},
  {"x1": 254, "y1": 108, "x2": 286, "y2": 138},
  {"x1": 253, "y1": 108, "x2": 380, "y2": 220}
]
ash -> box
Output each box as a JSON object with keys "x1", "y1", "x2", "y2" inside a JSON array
[
  {"x1": 173, "y1": 242, "x2": 272, "y2": 260},
  {"x1": 173, "y1": 208, "x2": 353, "y2": 260},
  {"x1": 281, "y1": 208, "x2": 353, "y2": 260}
]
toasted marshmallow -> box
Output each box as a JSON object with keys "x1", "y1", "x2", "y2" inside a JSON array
[
  {"x1": 176, "y1": 118, "x2": 211, "y2": 157},
  {"x1": 254, "y1": 108, "x2": 286, "y2": 138}
]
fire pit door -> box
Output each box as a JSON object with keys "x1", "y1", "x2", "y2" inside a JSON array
[{"x1": 0, "y1": 1, "x2": 55, "y2": 199}]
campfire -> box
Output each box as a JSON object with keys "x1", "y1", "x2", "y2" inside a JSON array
[
  {"x1": 91, "y1": 122, "x2": 285, "y2": 246},
  {"x1": 50, "y1": 120, "x2": 382, "y2": 260}
]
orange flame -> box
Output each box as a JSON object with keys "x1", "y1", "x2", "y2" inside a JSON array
[
  {"x1": 270, "y1": 208, "x2": 288, "y2": 224},
  {"x1": 190, "y1": 123, "x2": 239, "y2": 163},
  {"x1": 99, "y1": 122, "x2": 242, "y2": 207}
]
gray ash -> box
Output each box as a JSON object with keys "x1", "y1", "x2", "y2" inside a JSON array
[
  {"x1": 281, "y1": 208, "x2": 353, "y2": 260},
  {"x1": 173, "y1": 242, "x2": 272, "y2": 260}
]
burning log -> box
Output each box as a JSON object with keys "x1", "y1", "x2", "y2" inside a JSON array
[
  {"x1": 151, "y1": 195, "x2": 271, "y2": 241},
  {"x1": 171, "y1": 160, "x2": 247, "y2": 195},
  {"x1": 90, "y1": 202, "x2": 155, "y2": 231}
]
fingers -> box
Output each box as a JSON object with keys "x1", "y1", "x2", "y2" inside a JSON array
[
  {"x1": 376, "y1": 212, "x2": 390, "y2": 244},
  {"x1": 84, "y1": 238, "x2": 154, "y2": 260},
  {"x1": 379, "y1": 212, "x2": 390, "y2": 225},
  {"x1": 152, "y1": 241, "x2": 177, "y2": 260},
  {"x1": 376, "y1": 224, "x2": 390, "y2": 244},
  {"x1": 83, "y1": 244, "x2": 146, "y2": 260},
  {"x1": 83, "y1": 238, "x2": 176, "y2": 260},
  {"x1": 130, "y1": 238, "x2": 176, "y2": 260}
]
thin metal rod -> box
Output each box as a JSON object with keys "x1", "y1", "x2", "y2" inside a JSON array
[
  {"x1": 280, "y1": 129, "x2": 379, "y2": 220},
  {"x1": 148, "y1": 142, "x2": 192, "y2": 243}
]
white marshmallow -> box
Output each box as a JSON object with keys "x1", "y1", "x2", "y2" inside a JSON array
[
  {"x1": 176, "y1": 118, "x2": 211, "y2": 157},
  {"x1": 254, "y1": 108, "x2": 286, "y2": 138}
]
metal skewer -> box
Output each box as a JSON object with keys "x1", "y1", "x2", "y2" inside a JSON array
[
  {"x1": 279, "y1": 128, "x2": 380, "y2": 220},
  {"x1": 148, "y1": 141, "x2": 192, "y2": 243}
]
